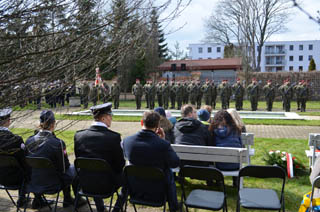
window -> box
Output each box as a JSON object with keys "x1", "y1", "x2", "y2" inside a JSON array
[
  {"x1": 309, "y1": 55, "x2": 313, "y2": 61},
  {"x1": 289, "y1": 56, "x2": 294, "y2": 61},
  {"x1": 299, "y1": 66, "x2": 303, "y2": 71},
  {"x1": 208, "y1": 57, "x2": 212, "y2": 59},
  {"x1": 299, "y1": 45, "x2": 303, "y2": 50},
  {"x1": 299, "y1": 55, "x2": 303, "y2": 61},
  {"x1": 289, "y1": 45, "x2": 294, "y2": 51},
  {"x1": 289, "y1": 66, "x2": 294, "y2": 71},
  {"x1": 198, "y1": 47, "x2": 203, "y2": 53},
  {"x1": 309, "y1": 44, "x2": 313, "y2": 50},
  {"x1": 207, "y1": 47, "x2": 212, "y2": 53},
  {"x1": 217, "y1": 47, "x2": 221, "y2": 53}
]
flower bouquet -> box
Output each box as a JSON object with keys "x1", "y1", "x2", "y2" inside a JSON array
[{"x1": 263, "y1": 150, "x2": 307, "y2": 178}]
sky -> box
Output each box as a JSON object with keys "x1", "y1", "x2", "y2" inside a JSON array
[{"x1": 161, "y1": 0, "x2": 320, "y2": 55}]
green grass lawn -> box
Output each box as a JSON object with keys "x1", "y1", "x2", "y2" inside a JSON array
[{"x1": 12, "y1": 128, "x2": 311, "y2": 211}]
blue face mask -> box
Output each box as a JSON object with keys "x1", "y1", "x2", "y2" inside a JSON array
[{"x1": 214, "y1": 126, "x2": 228, "y2": 137}]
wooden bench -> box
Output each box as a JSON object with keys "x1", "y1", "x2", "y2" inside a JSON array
[
  {"x1": 171, "y1": 133, "x2": 254, "y2": 177},
  {"x1": 305, "y1": 133, "x2": 320, "y2": 170}
]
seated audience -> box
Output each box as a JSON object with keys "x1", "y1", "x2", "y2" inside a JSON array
[
  {"x1": 209, "y1": 110, "x2": 242, "y2": 171},
  {"x1": 197, "y1": 109, "x2": 211, "y2": 128},
  {"x1": 227, "y1": 108, "x2": 246, "y2": 132},
  {"x1": 74, "y1": 103, "x2": 126, "y2": 212},
  {"x1": 174, "y1": 104, "x2": 213, "y2": 146},
  {"x1": 0, "y1": 108, "x2": 28, "y2": 207},
  {"x1": 201, "y1": 105, "x2": 213, "y2": 123},
  {"x1": 154, "y1": 107, "x2": 174, "y2": 144},
  {"x1": 26, "y1": 110, "x2": 86, "y2": 209},
  {"x1": 166, "y1": 110, "x2": 177, "y2": 126},
  {"x1": 122, "y1": 111, "x2": 180, "y2": 212}
]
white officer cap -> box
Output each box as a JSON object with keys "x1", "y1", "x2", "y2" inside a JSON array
[{"x1": 90, "y1": 103, "x2": 113, "y2": 116}]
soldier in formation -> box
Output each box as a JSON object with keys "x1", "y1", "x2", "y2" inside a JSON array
[
  {"x1": 232, "y1": 78, "x2": 244, "y2": 110},
  {"x1": 182, "y1": 80, "x2": 189, "y2": 104},
  {"x1": 90, "y1": 83, "x2": 98, "y2": 106},
  {"x1": 210, "y1": 80, "x2": 217, "y2": 109},
  {"x1": 201, "y1": 79, "x2": 211, "y2": 106},
  {"x1": 247, "y1": 78, "x2": 260, "y2": 111},
  {"x1": 294, "y1": 80, "x2": 303, "y2": 110},
  {"x1": 218, "y1": 80, "x2": 231, "y2": 109},
  {"x1": 175, "y1": 81, "x2": 184, "y2": 110},
  {"x1": 148, "y1": 80, "x2": 156, "y2": 109},
  {"x1": 196, "y1": 80, "x2": 203, "y2": 109},
  {"x1": 81, "y1": 81, "x2": 90, "y2": 109},
  {"x1": 156, "y1": 81, "x2": 163, "y2": 107},
  {"x1": 132, "y1": 79, "x2": 143, "y2": 109},
  {"x1": 187, "y1": 80, "x2": 197, "y2": 106},
  {"x1": 263, "y1": 80, "x2": 276, "y2": 111},
  {"x1": 299, "y1": 80, "x2": 309, "y2": 112},
  {"x1": 279, "y1": 79, "x2": 294, "y2": 112},
  {"x1": 143, "y1": 80, "x2": 150, "y2": 108},
  {"x1": 111, "y1": 80, "x2": 120, "y2": 109},
  {"x1": 170, "y1": 81, "x2": 176, "y2": 109}
]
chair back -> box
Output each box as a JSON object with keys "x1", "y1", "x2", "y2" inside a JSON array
[
  {"x1": 25, "y1": 156, "x2": 61, "y2": 194},
  {"x1": 0, "y1": 155, "x2": 20, "y2": 168},
  {"x1": 0, "y1": 155, "x2": 23, "y2": 187},
  {"x1": 239, "y1": 165, "x2": 286, "y2": 179},
  {"x1": 75, "y1": 157, "x2": 116, "y2": 196},
  {"x1": 124, "y1": 165, "x2": 167, "y2": 207},
  {"x1": 180, "y1": 165, "x2": 224, "y2": 182}
]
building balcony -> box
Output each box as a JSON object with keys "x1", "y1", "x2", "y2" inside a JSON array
[
  {"x1": 264, "y1": 50, "x2": 286, "y2": 55},
  {"x1": 265, "y1": 61, "x2": 286, "y2": 66}
]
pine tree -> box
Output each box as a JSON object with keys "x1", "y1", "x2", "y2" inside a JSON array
[{"x1": 308, "y1": 58, "x2": 316, "y2": 71}]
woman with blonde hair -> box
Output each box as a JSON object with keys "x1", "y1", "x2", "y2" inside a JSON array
[{"x1": 227, "y1": 108, "x2": 246, "y2": 133}]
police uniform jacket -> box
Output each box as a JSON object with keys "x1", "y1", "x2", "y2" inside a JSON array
[
  {"x1": 26, "y1": 131, "x2": 70, "y2": 193},
  {"x1": 74, "y1": 125, "x2": 125, "y2": 175},
  {"x1": 0, "y1": 129, "x2": 26, "y2": 185}
]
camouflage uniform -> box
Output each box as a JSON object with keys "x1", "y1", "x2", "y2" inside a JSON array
[
  {"x1": 148, "y1": 81, "x2": 156, "y2": 109},
  {"x1": 143, "y1": 82, "x2": 150, "y2": 108},
  {"x1": 170, "y1": 82, "x2": 176, "y2": 109},
  {"x1": 218, "y1": 81, "x2": 231, "y2": 109},
  {"x1": 279, "y1": 81, "x2": 293, "y2": 112},
  {"x1": 247, "y1": 81, "x2": 260, "y2": 111},
  {"x1": 90, "y1": 84, "x2": 98, "y2": 106},
  {"x1": 132, "y1": 81, "x2": 143, "y2": 109},
  {"x1": 100, "y1": 82, "x2": 110, "y2": 103},
  {"x1": 156, "y1": 82, "x2": 163, "y2": 107},
  {"x1": 162, "y1": 82, "x2": 170, "y2": 109},
  {"x1": 182, "y1": 81, "x2": 189, "y2": 104},
  {"x1": 81, "y1": 82, "x2": 90, "y2": 109},
  {"x1": 263, "y1": 82, "x2": 276, "y2": 111},
  {"x1": 232, "y1": 81, "x2": 245, "y2": 110},
  {"x1": 210, "y1": 81, "x2": 217, "y2": 109},
  {"x1": 195, "y1": 81, "x2": 203, "y2": 109},
  {"x1": 111, "y1": 82, "x2": 120, "y2": 109},
  {"x1": 298, "y1": 82, "x2": 309, "y2": 112},
  {"x1": 201, "y1": 81, "x2": 211, "y2": 106},
  {"x1": 175, "y1": 81, "x2": 184, "y2": 110},
  {"x1": 187, "y1": 81, "x2": 197, "y2": 105},
  {"x1": 294, "y1": 82, "x2": 303, "y2": 110}
]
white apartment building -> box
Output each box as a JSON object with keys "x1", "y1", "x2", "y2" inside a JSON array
[{"x1": 188, "y1": 40, "x2": 320, "y2": 72}]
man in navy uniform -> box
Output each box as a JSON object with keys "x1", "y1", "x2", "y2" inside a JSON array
[
  {"x1": 122, "y1": 111, "x2": 180, "y2": 212},
  {"x1": 0, "y1": 108, "x2": 28, "y2": 207},
  {"x1": 26, "y1": 110, "x2": 86, "y2": 209},
  {"x1": 74, "y1": 103, "x2": 126, "y2": 212}
]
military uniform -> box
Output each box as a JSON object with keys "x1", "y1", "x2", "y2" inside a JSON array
[
  {"x1": 100, "y1": 83, "x2": 110, "y2": 103},
  {"x1": 90, "y1": 85, "x2": 99, "y2": 106},
  {"x1": 263, "y1": 81, "x2": 276, "y2": 111},
  {"x1": 111, "y1": 82, "x2": 120, "y2": 109},
  {"x1": 170, "y1": 82, "x2": 176, "y2": 109},
  {"x1": 156, "y1": 82, "x2": 163, "y2": 107},
  {"x1": 143, "y1": 82, "x2": 150, "y2": 108},
  {"x1": 247, "y1": 80, "x2": 260, "y2": 111},
  {"x1": 187, "y1": 81, "x2": 197, "y2": 105},
  {"x1": 294, "y1": 81, "x2": 303, "y2": 110},
  {"x1": 201, "y1": 81, "x2": 211, "y2": 106},
  {"x1": 232, "y1": 80, "x2": 245, "y2": 110},
  {"x1": 81, "y1": 82, "x2": 90, "y2": 109},
  {"x1": 175, "y1": 82, "x2": 184, "y2": 110},
  {"x1": 195, "y1": 81, "x2": 203, "y2": 109},
  {"x1": 299, "y1": 81, "x2": 309, "y2": 112},
  {"x1": 132, "y1": 80, "x2": 143, "y2": 109},
  {"x1": 148, "y1": 81, "x2": 156, "y2": 109},
  {"x1": 182, "y1": 81, "x2": 189, "y2": 104},
  {"x1": 279, "y1": 80, "x2": 293, "y2": 112},
  {"x1": 218, "y1": 81, "x2": 231, "y2": 109},
  {"x1": 210, "y1": 81, "x2": 217, "y2": 109},
  {"x1": 162, "y1": 82, "x2": 170, "y2": 109}
]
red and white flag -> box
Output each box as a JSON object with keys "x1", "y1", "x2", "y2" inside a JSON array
[
  {"x1": 95, "y1": 67, "x2": 102, "y2": 87},
  {"x1": 286, "y1": 152, "x2": 294, "y2": 178}
]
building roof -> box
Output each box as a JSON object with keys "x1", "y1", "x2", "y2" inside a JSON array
[{"x1": 157, "y1": 58, "x2": 242, "y2": 71}]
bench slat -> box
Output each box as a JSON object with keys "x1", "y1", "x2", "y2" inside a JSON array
[
  {"x1": 241, "y1": 133, "x2": 254, "y2": 145},
  {"x1": 176, "y1": 152, "x2": 247, "y2": 163},
  {"x1": 172, "y1": 144, "x2": 247, "y2": 156}
]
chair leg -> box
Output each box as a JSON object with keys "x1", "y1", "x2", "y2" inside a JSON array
[
  {"x1": 133, "y1": 203, "x2": 138, "y2": 212},
  {"x1": 236, "y1": 196, "x2": 240, "y2": 212},
  {"x1": 86, "y1": 196, "x2": 93, "y2": 212},
  {"x1": 108, "y1": 193, "x2": 114, "y2": 212},
  {"x1": 5, "y1": 189, "x2": 19, "y2": 209},
  {"x1": 23, "y1": 193, "x2": 30, "y2": 212},
  {"x1": 124, "y1": 199, "x2": 128, "y2": 212},
  {"x1": 42, "y1": 194, "x2": 52, "y2": 210},
  {"x1": 224, "y1": 197, "x2": 228, "y2": 212},
  {"x1": 73, "y1": 193, "x2": 80, "y2": 212},
  {"x1": 53, "y1": 191, "x2": 60, "y2": 212}
]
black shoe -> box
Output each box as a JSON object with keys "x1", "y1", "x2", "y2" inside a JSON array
[
  {"x1": 63, "y1": 197, "x2": 87, "y2": 208},
  {"x1": 31, "y1": 197, "x2": 54, "y2": 209},
  {"x1": 17, "y1": 197, "x2": 27, "y2": 208}
]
